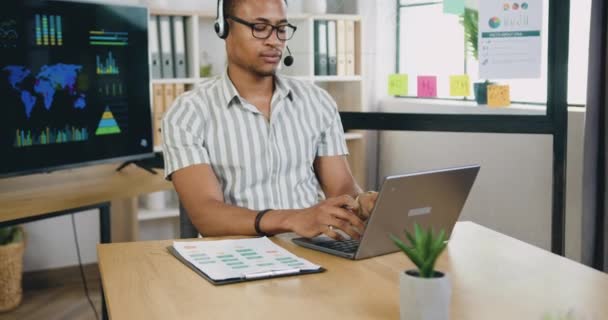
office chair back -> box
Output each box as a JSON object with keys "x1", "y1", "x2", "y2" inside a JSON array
[{"x1": 179, "y1": 203, "x2": 199, "y2": 239}]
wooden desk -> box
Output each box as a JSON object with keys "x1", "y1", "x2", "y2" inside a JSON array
[
  {"x1": 0, "y1": 163, "x2": 172, "y2": 224},
  {"x1": 97, "y1": 222, "x2": 608, "y2": 320}
]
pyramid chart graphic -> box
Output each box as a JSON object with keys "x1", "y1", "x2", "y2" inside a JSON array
[{"x1": 95, "y1": 106, "x2": 121, "y2": 136}]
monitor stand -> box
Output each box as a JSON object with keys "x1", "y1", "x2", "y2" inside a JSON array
[{"x1": 116, "y1": 160, "x2": 158, "y2": 175}]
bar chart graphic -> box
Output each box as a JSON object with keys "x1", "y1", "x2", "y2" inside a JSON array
[
  {"x1": 35, "y1": 14, "x2": 62, "y2": 46},
  {"x1": 98, "y1": 81, "x2": 125, "y2": 97},
  {"x1": 96, "y1": 52, "x2": 120, "y2": 75},
  {"x1": 14, "y1": 126, "x2": 88, "y2": 148},
  {"x1": 95, "y1": 106, "x2": 121, "y2": 136},
  {"x1": 89, "y1": 30, "x2": 129, "y2": 46}
]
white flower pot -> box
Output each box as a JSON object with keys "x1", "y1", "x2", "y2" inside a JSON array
[
  {"x1": 400, "y1": 270, "x2": 451, "y2": 320},
  {"x1": 303, "y1": 0, "x2": 327, "y2": 14}
]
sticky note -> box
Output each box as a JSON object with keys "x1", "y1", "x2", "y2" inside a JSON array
[
  {"x1": 487, "y1": 85, "x2": 511, "y2": 107},
  {"x1": 388, "y1": 74, "x2": 408, "y2": 96},
  {"x1": 449, "y1": 75, "x2": 470, "y2": 96},
  {"x1": 417, "y1": 76, "x2": 437, "y2": 98},
  {"x1": 443, "y1": 0, "x2": 465, "y2": 15}
]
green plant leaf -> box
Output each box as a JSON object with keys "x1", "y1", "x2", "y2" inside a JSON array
[
  {"x1": 460, "y1": 8, "x2": 479, "y2": 60},
  {"x1": 414, "y1": 223, "x2": 424, "y2": 243},
  {"x1": 431, "y1": 229, "x2": 447, "y2": 252},
  {"x1": 390, "y1": 234, "x2": 425, "y2": 270},
  {"x1": 11, "y1": 228, "x2": 23, "y2": 243},
  {"x1": 0, "y1": 227, "x2": 16, "y2": 245},
  {"x1": 404, "y1": 228, "x2": 417, "y2": 247}
]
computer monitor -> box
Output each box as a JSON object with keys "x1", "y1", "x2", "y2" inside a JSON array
[{"x1": 0, "y1": 0, "x2": 153, "y2": 178}]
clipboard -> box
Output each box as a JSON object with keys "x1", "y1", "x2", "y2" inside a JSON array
[{"x1": 168, "y1": 246, "x2": 325, "y2": 286}]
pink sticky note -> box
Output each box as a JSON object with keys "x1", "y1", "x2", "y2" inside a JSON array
[{"x1": 417, "y1": 76, "x2": 437, "y2": 98}]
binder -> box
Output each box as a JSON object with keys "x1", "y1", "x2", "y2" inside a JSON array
[
  {"x1": 171, "y1": 16, "x2": 188, "y2": 79},
  {"x1": 327, "y1": 20, "x2": 337, "y2": 76},
  {"x1": 152, "y1": 84, "x2": 165, "y2": 115},
  {"x1": 162, "y1": 84, "x2": 175, "y2": 113},
  {"x1": 168, "y1": 246, "x2": 324, "y2": 285},
  {"x1": 314, "y1": 21, "x2": 328, "y2": 76},
  {"x1": 168, "y1": 237, "x2": 325, "y2": 286},
  {"x1": 153, "y1": 115, "x2": 163, "y2": 147},
  {"x1": 336, "y1": 20, "x2": 346, "y2": 76},
  {"x1": 149, "y1": 16, "x2": 162, "y2": 79},
  {"x1": 158, "y1": 16, "x2": 175, "y2": 78},
  {"x1": 345, "y1": 20, "x2": 356, "y2": 76},
  {"x1": 174, "y1": 83, "x2": 186, "y2": 99}
]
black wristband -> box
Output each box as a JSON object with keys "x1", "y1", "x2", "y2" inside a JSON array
[{"x1": 254, "y1": 209, "x2": 272, "y2": 237}]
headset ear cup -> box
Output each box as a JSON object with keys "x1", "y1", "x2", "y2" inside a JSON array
[
  {"x1": 215, "y1": 0, "x2": 229, "y2": 39},
  {"x1": 214, "y1": 22, "x2": 221, "y2": 36},
  {"x1": 214, "y1": 20, "x2": 229, "y2": 39},
  {"x1": 222, "y1": 20, "x2": 229, "y2": 39}
]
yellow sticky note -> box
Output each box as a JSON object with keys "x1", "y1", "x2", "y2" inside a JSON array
[
  {"x1": 449, "y1": 75, "x2": 470, "y2": 97},
  {"x1": 388, "y1": 74, "x2": 408, "y2": 96},
  {"x1": 487, "y1": 85, "x2": 511, "y2": 107}
]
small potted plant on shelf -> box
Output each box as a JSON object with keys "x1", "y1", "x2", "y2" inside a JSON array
[
  {"x1": 0, "y1": 226, "x2": 25, "y2": 312},
  {"x1": 390, "y1": 223, "x2": 450, "y2": 320},
  {"x1": 461, "y1": 6, "x2": 494, "y2": 105}
]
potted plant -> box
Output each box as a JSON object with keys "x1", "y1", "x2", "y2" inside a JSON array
[
  {"x1": 0, "y1": 226, "x2": 25, "y2": 312},
  {"x1": 460, "y1": 7, "x2": 494, "y2": 105},
  {"x1": 390, "y1": 224, "x2": 450, "y2": 320}
]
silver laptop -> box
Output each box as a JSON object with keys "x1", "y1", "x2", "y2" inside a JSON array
[{"x1": 292, "y1": 165, "x2": 480, "y2": 260}]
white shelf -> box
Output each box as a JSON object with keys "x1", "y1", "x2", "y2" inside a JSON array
[
  {"x1": 152, "y1": 78, "x2": 199, "y2": 85},
  {"x1": 138, "y1": 208, "x2": 179, "y2": 221},
  {"x1": 314, "y1": 75, "x2": 362, "y2": 82},
  {"x1": 150, "y1": 8, "x2": 215, "y2": 17},
  {"x1": 310, "y1": 14, "x2": 362, "y2": 21},
  {"x1": 345, "y1": 132, "x2": 364, "y2": 141}
]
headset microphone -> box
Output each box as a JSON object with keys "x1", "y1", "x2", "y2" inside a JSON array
[{"x1": 283, "y1": 46, "x2": 294, "y2": 67}]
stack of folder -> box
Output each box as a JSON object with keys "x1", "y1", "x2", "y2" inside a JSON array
[
  {"x1": 152, "y1": 83, "x2": 186, "y2": 147},
  {"x1": 314, "y1": 20, "x2": 357, "y2": 76},
  {"x1": 149, "y1": 15, "x2": 189, "y2": 79}
]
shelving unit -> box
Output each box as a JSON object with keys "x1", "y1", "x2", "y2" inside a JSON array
[{"x1": 144, "y1": 9, "x2": 368, "y2": 227}]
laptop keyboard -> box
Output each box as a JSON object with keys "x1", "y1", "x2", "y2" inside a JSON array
[{"x1": 312, "y1": 238, "x2": 360, "y2": 254}]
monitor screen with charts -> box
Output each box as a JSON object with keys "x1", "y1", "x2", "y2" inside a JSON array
[{"x1": 0, "y1": 0, "x2": 152, "y2": 178}]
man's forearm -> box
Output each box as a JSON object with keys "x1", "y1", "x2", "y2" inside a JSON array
[
  {"x1": 325, "y1": 181, "x2": 364, "y2": 199},
  {"x1": 190, "y1": 199, "x2": 297, "y2": 237}
]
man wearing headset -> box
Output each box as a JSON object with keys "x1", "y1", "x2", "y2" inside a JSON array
[{"x1": 162, "y1": 0, "x2": 378, "y2": 240}]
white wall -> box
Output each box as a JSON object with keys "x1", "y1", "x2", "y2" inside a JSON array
[
  {"x1": 377, "y1": 103, "x2": 585, "y2": 261},
  {"x1": 23, "y1": 210, "x2": 99, "y2": 272}
]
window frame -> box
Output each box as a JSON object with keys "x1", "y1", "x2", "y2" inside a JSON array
[{"x1": 395, "y1": 0, "x2": 584, "y2": 108}]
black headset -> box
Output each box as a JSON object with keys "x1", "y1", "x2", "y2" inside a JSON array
[{"x1": 214, "y1": 0, "x2": 229, "y2": 39}]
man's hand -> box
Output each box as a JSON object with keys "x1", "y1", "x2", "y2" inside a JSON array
[
  {"x1": 357, "y1": 191, "x2": 379, "y2": 220},
  {"x1": 287, "y1": 195, "x2": 365, "y2": 240}
]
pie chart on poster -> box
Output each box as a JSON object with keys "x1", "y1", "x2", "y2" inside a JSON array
[{"x1": 489, "y1": 17, "x2": 501, "y2": 29}]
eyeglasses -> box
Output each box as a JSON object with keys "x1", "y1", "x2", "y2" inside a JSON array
[{"x1": 226, "y1": 15, "x2": 297, "y2": 41}]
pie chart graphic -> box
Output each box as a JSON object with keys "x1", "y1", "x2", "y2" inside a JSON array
[{"x1": 489, "y1": 17, "x2": 501, "y2": 29}]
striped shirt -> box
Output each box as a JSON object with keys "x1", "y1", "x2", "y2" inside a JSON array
[{"x1": 161, "y1": 70, "x2": 348, "y2": 211}]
